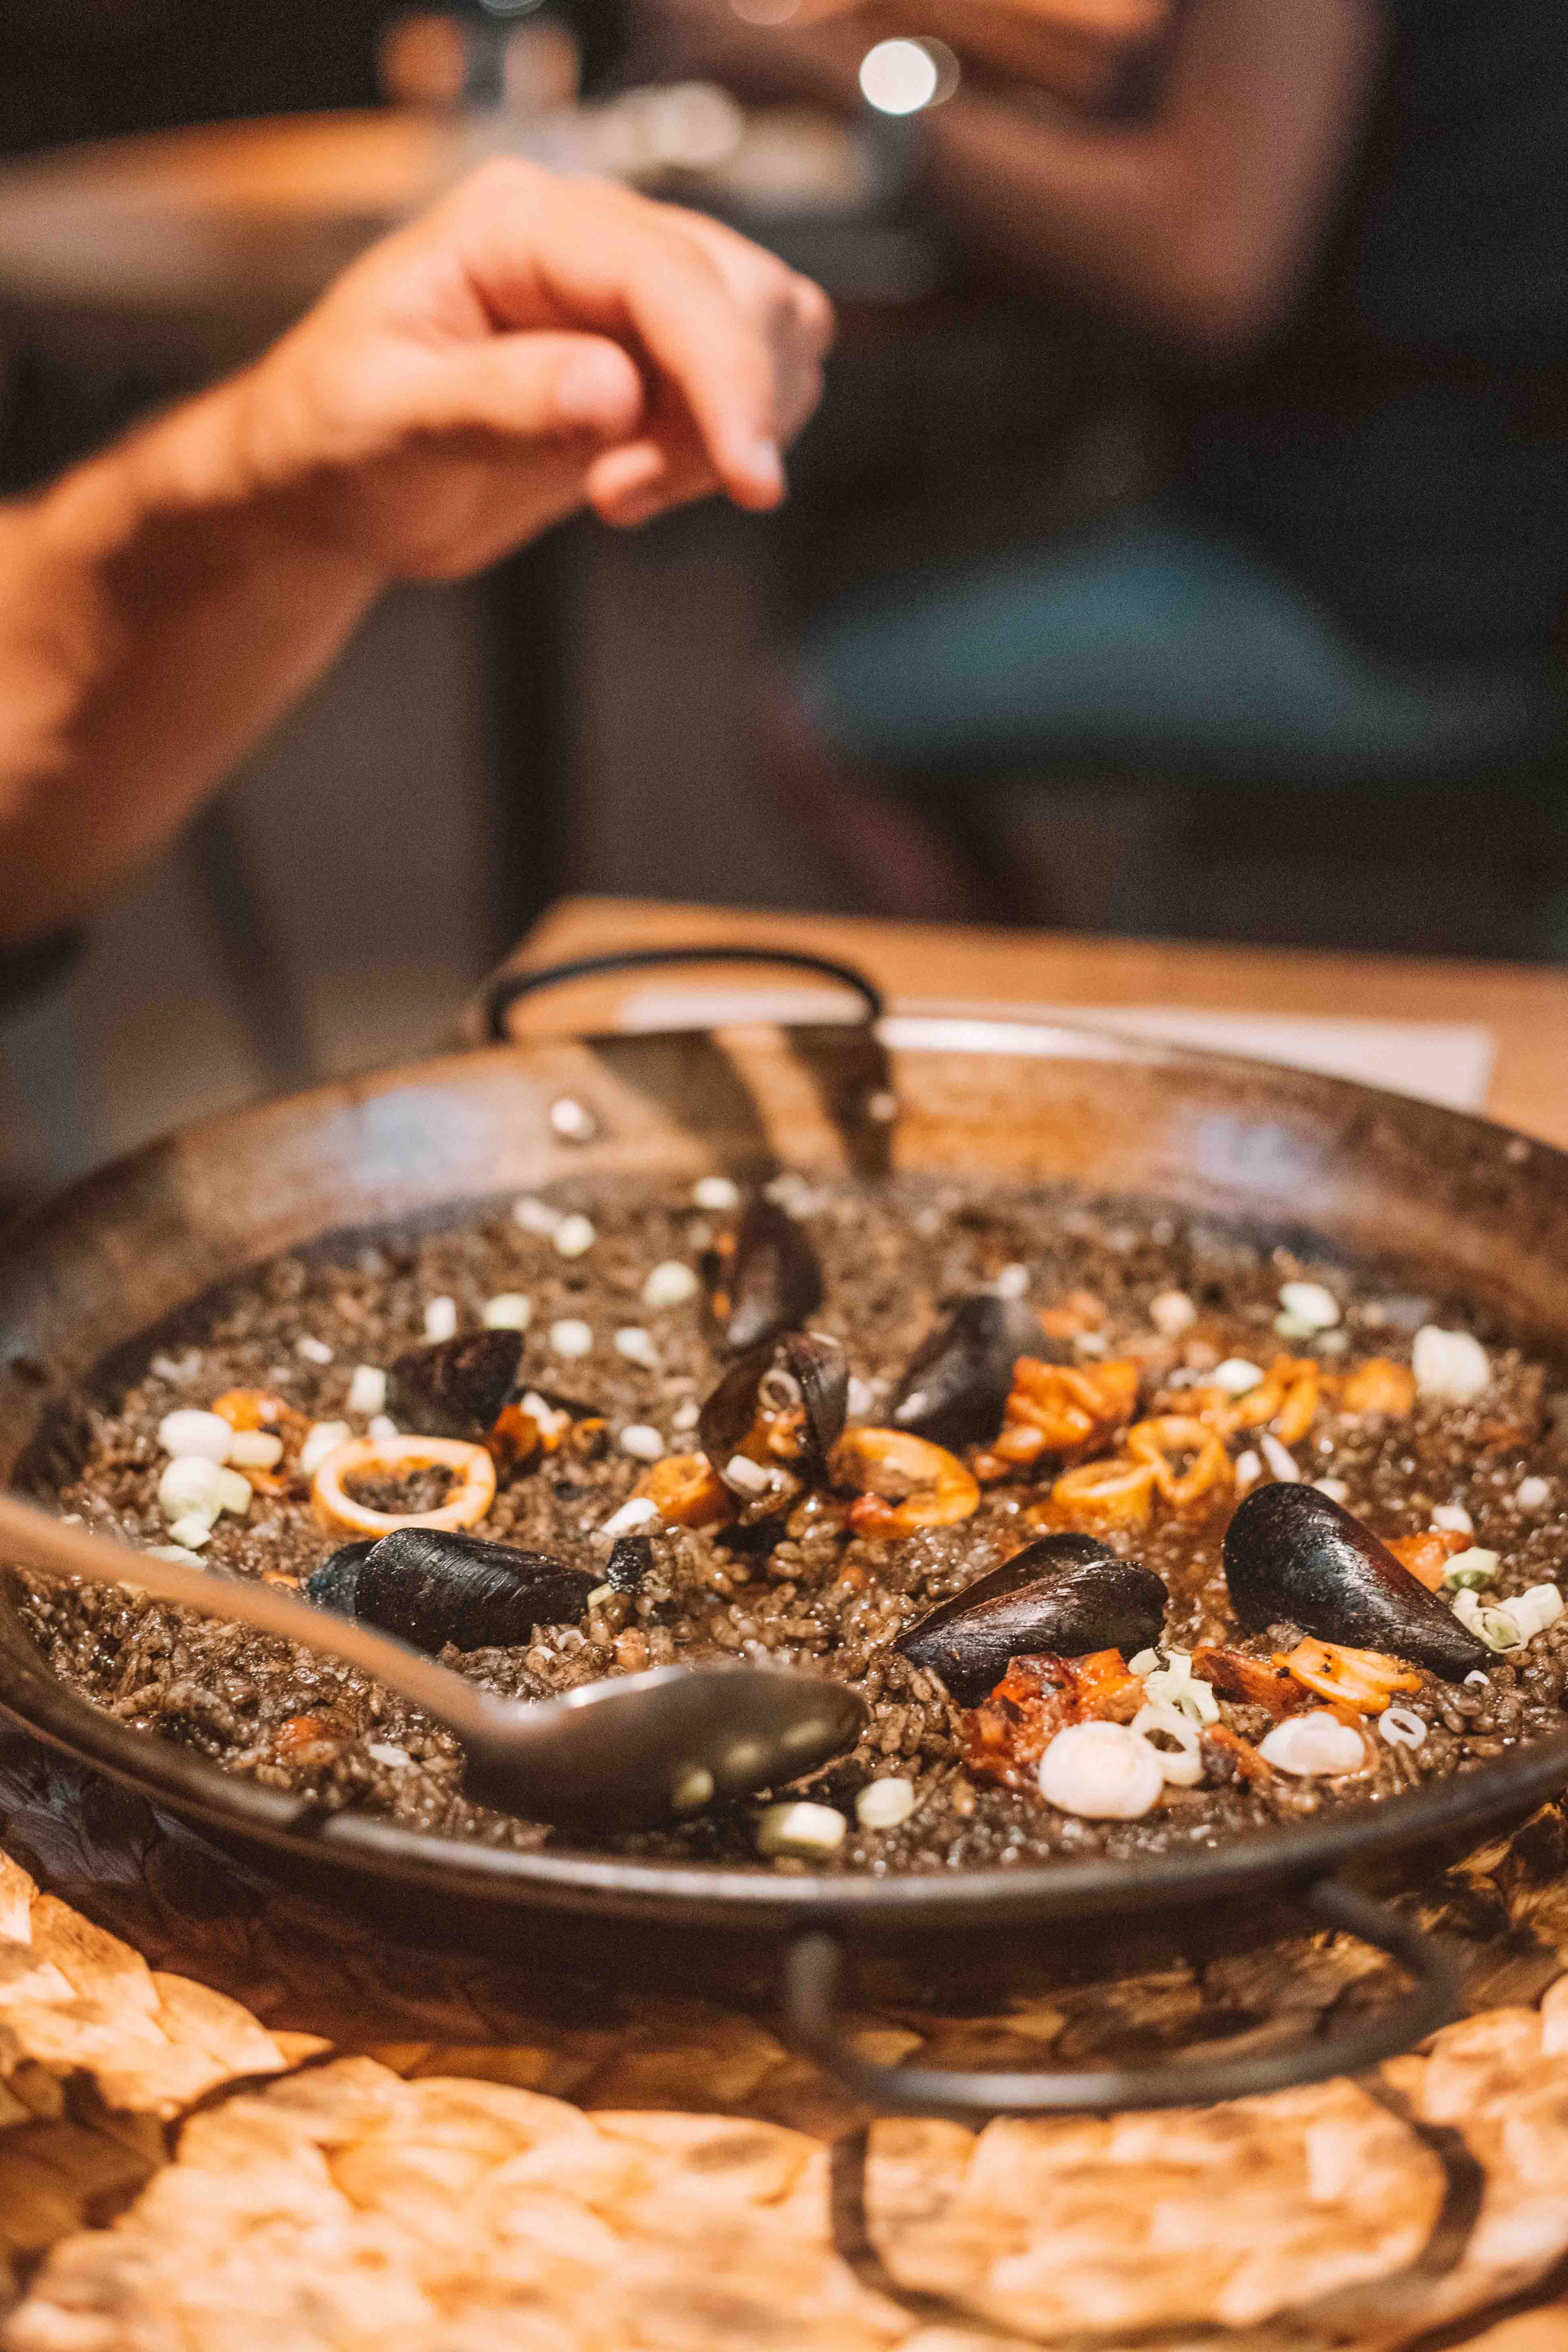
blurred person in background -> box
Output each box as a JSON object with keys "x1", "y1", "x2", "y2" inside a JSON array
[
  {"x1": 726, "y1": 0, "x2": 1568, "y2": 919},
  {"x1": 0, "y1": 161, "x2": 831, "y2": 985}
]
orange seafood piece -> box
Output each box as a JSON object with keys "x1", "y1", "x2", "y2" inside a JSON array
[
  {"x1": 1268, "y1": 1358, "x2": 1325, "y2": 1447},
  {"x1": 487, "y1": 1401, "x2": 543, "y2": 1479},
  {"x1": 1125, "y1": 1415, "x2": 1232, "y2": 1510},
  {"x1": 1211, "y1": 1355, "x2": 1324, "y2": 1444},
  {"x1": 1072, "y1": 1647, "x2": 1146, "y2": 1723},
  {"x1": 1276, "y1": 1636, "x2": 1421, "y2": 1714},
  {"x1": 1200, "y1": 1723, "x2": 1273, "y2": 1786},
  {"x1": 1036, "y1": 1454, "x2": 1158, "y2": 1534},
  {"x1": 209, "y1": 1388, "x2": 307, "y2": 1492},
  {"x1": 1037, "y1": 1289, "x2": 1107, "y2": 1340},
  {"x1": 965, "y1": 1654, "x2": 1078, "y2": 1790},
  {"x1": 991, "y1": 1355, "x2": 1140, "y2": 1467},
  {"x1": 1386, "y1": 1528, "x2": 1472, "y2": 1592},
  {"x1": 211, "y1": 1388, "x2": 297, "y2": 1432},
  {"x1": 273, "y1": 1714, "x2": 339, "y2": 1758},
  {"x1": 1340, "y1": 1358, "x2": 1418, "y2": 1416},
  {"x1": 829, "y1": 1428, "x2": 980, "y2": 1538},
  {"x1": 311, "y1": 1433, "x2": 496, "y2": 1538},
  {"x1": 1175, "y1": 1355, "x2": 1325, "y2": 1446},
  {"x1": 964, "y1": 1647, "x2": 1143, "y2": 1791},
  {"x1": 632, "y1": 1452, "x2": 734, "y2": 1530},
  {"x1": 1192, "y1": 1645, "x2": 1309, "y2": 1720}
]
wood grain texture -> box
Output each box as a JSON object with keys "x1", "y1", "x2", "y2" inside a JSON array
[{"x1": 493, "y1": 897, "x2": 1568, "y2": 1154}]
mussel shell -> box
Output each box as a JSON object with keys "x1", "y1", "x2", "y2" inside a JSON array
[
  {"x1": 605, "y1": 1534, "x2": 653, "y2": 1593},
  {"x1": 896, "y1": 1534, "x2": 1169, "y2": 1705},
  {"x1": 385, "y1": 1330, "x2": 524, "y2": 1440},
  {"x1": 697, "y1": 1331, "x2": 849, "y2": 1481},
  {"x1": 714, "y1": 1199, "x2": 824, "y2": 1353},
  {"x1": 1223, "y1": 1483, "x2": 1489, "y2": 1680},
  {"x1": 305, "y1": 1539, "x2": 376, "y2": 1619},
  {"x1": 890, "y1": 1294, "x2": 1038, "y2": 1449},
  {"x1": 309, "y1": 1526, "x2": 597, "y2": 1655}
]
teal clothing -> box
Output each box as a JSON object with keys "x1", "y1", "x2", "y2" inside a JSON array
[{"x1": 798, "y1": 513, "x2": 1568, "y2": 787}]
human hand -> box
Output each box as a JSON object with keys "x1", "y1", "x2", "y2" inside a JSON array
[{"x1": 229, "y1": 159, "x2": 835, "y2": 579}]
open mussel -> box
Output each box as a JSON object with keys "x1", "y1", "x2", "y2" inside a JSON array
[
  {"x1": 698, "y1": 1330, "x2": 848, "y2": 1486},
  {"x1": 306, "y1": 1526, "x2": 597, "y2": 1654},
  {"x1": 707, "y1": 1198, "x2": 823, "y2": 1353},
  {"x1": 1223, "y1": 1482, "x2": 1489, "y2": 1680},
  {"x1": 890, "y1": 1294, "x2": 1038, "y2": 1450},
  {"x1": 896, "y1": 1533, "x2": 1169, "y2": 1705},
  {"x1": 385, "y1": 1331, "x2": 523, "y2": 1442}
]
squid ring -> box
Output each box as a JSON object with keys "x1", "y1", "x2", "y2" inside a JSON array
[
  {"x1": 1043, "y1": 1454, "x2": 1158, "y2": 1532},
  {"x1": 311, "y1": 1434, "x2": 496, "y2": 1538},
  {"x1": 1126, "y1": 1416, "x2": 1232, "y2": 1508}
]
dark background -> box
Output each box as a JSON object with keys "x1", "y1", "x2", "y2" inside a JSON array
[
  {"x1": 0, "y1": 1, "x2": 1563, "y2": 1194},
  {"x1": 0, "y1": 0, "x2": 388, "y2": 155}
]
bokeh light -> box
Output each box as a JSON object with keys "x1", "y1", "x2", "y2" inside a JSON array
[{"x1": 858, "y1": 38, "x2": 945, "y2": 115}]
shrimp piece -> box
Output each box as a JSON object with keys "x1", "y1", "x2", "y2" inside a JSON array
[
  {"x1": 632, "y1": 1452, "x2": 734, "y2": 1530},
  {"x1": 991, "y1": 1356, "x2": 1140, "y2": 1467},
  {"x1": 829, "y1": 1428, "x2": 980, "y2": 1537},
  {"x1": 1175, "y1": 1356, "x2": 1322, "y2": 1445},
  {"x1": 1386, "y1": 1528, "x2": 1471, "y2": 1591},
  {"x1": 1277, "y1": 1636, "x2": 1421, "y2": 1714},
  {"x1": 1192, "y1": 1645, "x2": 1309, "y2": 1720}
]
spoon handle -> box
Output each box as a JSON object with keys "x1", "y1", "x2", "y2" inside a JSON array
[{"x1": 0, "y1": 1488, "x2": 500, "y2": 1742}]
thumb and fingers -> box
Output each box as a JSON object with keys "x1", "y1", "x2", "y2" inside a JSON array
[
  {"x1": 573, "y1": 213, "x2": 834, "y2": 527},
  {"x1": 583, "y1": 332, "x2": 827, "y2": 529},
  {"x1": 415, "y1": 329, "x2": 648, "y2": 448},
  {"x1": 432, "y1": 162, "x2": 829, "y2": 513},
  {"x1": 296, "y1": 161, "x2": 834, "y2": 556}
]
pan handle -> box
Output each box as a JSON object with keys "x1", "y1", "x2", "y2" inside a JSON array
[
  {"x1": 486, "y1": 945, "x2": 884, "y2": 1042},
  {"x1": 782, "y1": 1878, "x2": 1461, "y2": 2119}
]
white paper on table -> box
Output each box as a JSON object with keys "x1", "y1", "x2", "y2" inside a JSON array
[{"x1": 615, "y1": 985, "x2": 1496, "y2": 1115}]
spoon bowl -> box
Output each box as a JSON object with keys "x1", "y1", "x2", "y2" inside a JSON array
[
  {"x1": 0, "y1": 1492, "x2": 866, "y2": 1830},
  {"x1": 461, "y1": 1662, "x2": 867, "y2": 1829}
]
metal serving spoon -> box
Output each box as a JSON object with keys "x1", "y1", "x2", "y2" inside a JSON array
[{"x1": 0, "y1": 1492, "x2": 866, "y2": 1830}]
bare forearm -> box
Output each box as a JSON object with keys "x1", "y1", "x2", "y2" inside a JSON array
[
  {"x1": 923, "y1": 0, "x2": 1384, "y2": 354},
  {"x1": 923, "y1": 91, "x2": 1214, "y2": 339},
  {"x1": 0, "y1": 161, "x2": 832, "y2": 948},
  {"x1": 0, "y1": 383, "x2": 381, "y2": 946}
]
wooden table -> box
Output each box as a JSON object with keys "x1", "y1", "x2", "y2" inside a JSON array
[
  {"x1": 496, "y1": 894, "x2": 1568, "y2": 1152},
  {"x1": 9, "y1": 899, "x2": 1568, "y2": 2344},
  {"x1": 0, "y1": 102, "x2": 916, "y2": 379},
  {"x1": 0, "y1": 112, "x2": 456, "y2": 377}
]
